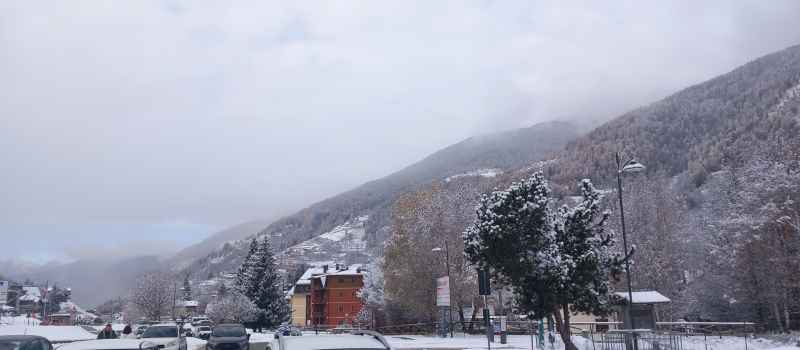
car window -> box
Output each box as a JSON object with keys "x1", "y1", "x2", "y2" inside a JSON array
[
  {"x1": 0, "y1": 340, "x2": 23, "y2": 350},
  {"x1": 142, "y1": 326, "x2": 178, "y2": 338},
  {"x1": 36, "y1": 340, "x2": 51, "y2": 350},
  {"x1": 211, "y1": 327, "x2": 246, "y2": 337}
]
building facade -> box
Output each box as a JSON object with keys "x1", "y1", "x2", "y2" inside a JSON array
[{"x1": 309, "y1": 265, "x2": 364, "y2": 327}]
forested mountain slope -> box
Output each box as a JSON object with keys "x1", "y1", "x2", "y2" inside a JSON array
[
  {"x1": 532, "y1": 44, "x2": 800, "y2": 192},
  {"x1": 181, "y1": 121, "x2": 580, "y2": 278},
  {"x1": 511, "y1": 44, "x2": 800, "y2": 328}
]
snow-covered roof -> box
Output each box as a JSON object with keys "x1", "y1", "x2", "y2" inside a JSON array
[
  {"x1": 327, "y1": 264, "x2": 365, "y2": 276},
  {"x1": 294, "y1": 267, "x2": 326, "y2": 286},
  {"x1": 23, "y1": 286, "x2": 41, "y2": 297},
  {"x1": 614, "y1": 291, "x2": 670, "y2": 304},
  {"x1": 20, "y1": 286, "x2": 42, "y2": 302},
  {"x1": 182, "y1": 300, "x2": 199, "y2": 307}
]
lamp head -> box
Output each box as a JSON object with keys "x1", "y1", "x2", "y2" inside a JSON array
[{"x1": 621, "y1": 160, "x2": 646, "y2": 173}]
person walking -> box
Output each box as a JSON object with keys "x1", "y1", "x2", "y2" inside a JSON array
[
  {"x1": 121, "y1": 324, "x2": 134, "y2": 339},
  {"x1": 97, "y1": 323, "x2": 118, "y2": 339}
]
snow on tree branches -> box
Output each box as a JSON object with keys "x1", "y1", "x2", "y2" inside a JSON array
[
  {"x1": 130, "y1": 271, "x2": 173, "y2": 321},
  {"x1": 464, "y1": 172, "x2": 622, "y2": 350},
  {"x1": 206, "y1": 291, "x2": 258, "y2": 324},
  {"x1": 234, "y1": 236, "x2": 290, "y2": 329}
]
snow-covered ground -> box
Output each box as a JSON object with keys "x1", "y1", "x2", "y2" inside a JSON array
[
  {"x1": 0, "y1": 324, "x2": 95, "y2": 343},
  {"x1": 446, "y1": 169, "x2": 503, "y2": 182},
  {"x1": 382, "y1": 334, "x2": 800, "y2": 350},
  {"x1": 279, "y1": 215, "x2": 371, "y2": 266},
  {"x1": 0, "y1": 315, "x2": 41, "y2": 326}
]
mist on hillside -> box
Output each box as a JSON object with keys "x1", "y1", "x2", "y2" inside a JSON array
[{"x1": 2, "y1": 2, "x2": 800, "y2": 317}]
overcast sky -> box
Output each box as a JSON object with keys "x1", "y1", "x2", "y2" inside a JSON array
[{"x1": 2, "y1": 1, "x2": 800, "y2": 263}]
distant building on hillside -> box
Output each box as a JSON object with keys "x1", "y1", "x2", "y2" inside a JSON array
[
  {"x1": 308, "y1": 264, "x2": 365, "y2": 327},
  {"x1": 179, "y1": 300, "x2": 199, "y2": 317},
  {"x1": 18, "y1": 286, "x2": 42, "y2": 315},
  {"x1": 0, "y1": 281, "x2": 8, "y2": 306}
]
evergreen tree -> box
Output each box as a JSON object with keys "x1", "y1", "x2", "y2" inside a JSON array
[
  {"x1": 234, "y1": 236, "x2": 289, "y2": 330},
  {"x1": 235, "y1": 238, "x2": 261, "y2": 296},
  {"x1": 464, "y1": 173, "x2": 622, "y2": 350},
  {"x1": 217, "y1": 282, "x2": 228, "y2": 299},
  {"x1": 250, "y1": 237, "x2": 290, "y2": 329}
]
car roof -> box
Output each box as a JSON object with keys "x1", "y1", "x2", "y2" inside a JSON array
[
  {"x1": 55, "y1": 339, "x2": 156, "y2": 350},
  {"x1": 146, "y1": 324, "x2": 178, "y2": 327},
  {"x1": 279, "y1": 334, "x2": 388, "y2": 350},
  {"x1": 0, "y1": 335, "x2": 49, "y2": 342},
  {"x1": 214, "y1": 324, "x2": 244, "y2": 328}
]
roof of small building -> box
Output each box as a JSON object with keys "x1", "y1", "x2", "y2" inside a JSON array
[
  {"x1": 182, "y1": 300, "x2": 198, "y2": 307},
  {"x1": 614, "y1": 291, "x2": 671, "y2": 304},
  {"x1": 19, "y1": 287, "x2": 42, "y2": 302},
  {"x1": 295, "y1": 267, "x2": 327, "y2": 286}
]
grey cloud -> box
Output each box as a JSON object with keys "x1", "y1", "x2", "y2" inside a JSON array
[{"x1": 2, "y1": 0, "x2": 800, "y2": 260}]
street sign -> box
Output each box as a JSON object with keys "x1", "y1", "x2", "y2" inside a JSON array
[
  {"x1": 436, "y1": 276, "x2": 450, "y2": 307},
  {"x1": 478, "y1": 270, "x2": 491, "y2": 295}
]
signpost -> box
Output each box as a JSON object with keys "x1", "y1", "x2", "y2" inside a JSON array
[
  {"x1": 436, "y1": 276, "x2": 451, "y2": 337},
  {"x1": 478, "y1": 270, "x2": 491, "y2": 350}
]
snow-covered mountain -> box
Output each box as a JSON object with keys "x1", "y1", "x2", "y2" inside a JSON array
[{"x1": 178, "y1": 121, "x2": 580, "y2": 280}]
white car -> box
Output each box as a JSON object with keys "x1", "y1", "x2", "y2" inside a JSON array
[
  {"x1": 195, "y1": 326, "x2": 212, "y2": 340},
  {"x1": 56, "y1": 339, "x2": 160, "y2": 350},
  {"x1": 272, "y1": 331, "x2": 390, "y2": 350},
  {"x1": 139, "y1": 324, "x2": 187, "y2": 350}
]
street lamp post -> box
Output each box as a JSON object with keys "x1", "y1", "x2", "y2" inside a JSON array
[{"x1": 615, "y1": 152, "x2": 645, "y2": 349}]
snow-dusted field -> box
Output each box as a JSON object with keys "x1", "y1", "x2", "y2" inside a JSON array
[
  {"x1": 0, "y1": 324, "x2": 95, "y2": 343},
  {"x1": 382, "y1": 334, "x2": 800, "y2": 350}
]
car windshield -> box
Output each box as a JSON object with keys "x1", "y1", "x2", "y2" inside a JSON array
[
  {"x1": 141, "y1": 326, "x2": 178, "y2": 338},
  {"x1": 198, "y1": 327, "x2": 210, "y2": 332},
  {"x1": 211, "y1": 327, "x2": 245, "y2": 337}
]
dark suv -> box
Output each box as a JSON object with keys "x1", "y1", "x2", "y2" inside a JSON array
[{"x1": 206, "y1": 324, "x2": 249, "y2": 350}]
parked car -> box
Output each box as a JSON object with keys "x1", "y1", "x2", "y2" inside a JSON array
[
  {"x1": 55, "y1": 339, "x2": 159, "y2": 350},
  {"x1": 273, "y1": 323, "x2": 301, "y2": 338},
  {"x1": 206, "y1": 324, "x2": 249, "y2": 350},
  {"x1": 0, "y1": 335, "x2": 53, "y2": 350},
  {"x1": 134, "y1": 325, "x2": 148, "y2": 336},
  {"x1": 190, "y1": 317, "x2": 209, "y2": 326},
  {"x1": 272, "y1": 331, "x2": 390, "y2": 350},
  {"x1": 195, "y1": 326, "x2": 212, "y2": 340},
  {"x1": 139, "y1": 324, "x2": 187, "y2": 350}
]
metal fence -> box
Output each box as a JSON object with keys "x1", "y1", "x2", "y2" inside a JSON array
[
  {"x1": 591, "y1": 330, "x2": 684, "y2": 350},
  {"x1": 371, "y1": 320, "x2": 756, "y2": 350}
]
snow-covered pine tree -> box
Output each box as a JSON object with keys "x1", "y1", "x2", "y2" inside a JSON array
[
  {"x1": 250, "y1": 236, "x2": 290, "y2": 329},
  {"x1": 217, "y1": 282, "x2": 228, "y2": 299},
  {"x1": 464, "y1": 173, "x2": 621, "y2": 350},
  {"x1": 235, "y1": 238, "x2": 260, "y2": 296}
]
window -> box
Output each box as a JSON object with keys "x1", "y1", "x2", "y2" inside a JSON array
[
  {"x1": 338, "y1": 305, "x2": 344, "y2": 312},
  {"x1": 338, "y1": 278, "x2": 344, "y2": 283},
  {"x1": 339, "y1": 291, "x2": 343, "y2": 297}
]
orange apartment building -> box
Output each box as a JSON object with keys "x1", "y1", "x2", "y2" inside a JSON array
[{"x1": 308, "y1": 264, "x2": 364, "y2": 327}]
